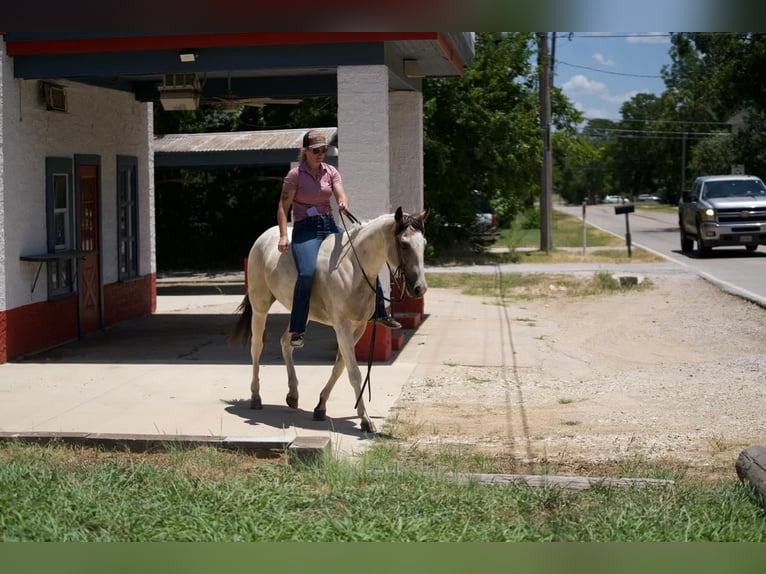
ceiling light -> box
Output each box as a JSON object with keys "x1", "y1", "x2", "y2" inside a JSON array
[
  {"x1": 403, "y1": 59, "x2": 425, "y2": 78},
  {"x1": 179, "y1": 51, "x2": 198, "y2": 63}
]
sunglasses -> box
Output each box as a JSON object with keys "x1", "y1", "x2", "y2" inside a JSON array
[{"x1": 311, "y1": 146, "x2": 328, "y2": 155}]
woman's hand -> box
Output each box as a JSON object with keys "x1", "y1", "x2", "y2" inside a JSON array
[{"x1": 278, "y1": 237, "x2": 289, "y2": 253}]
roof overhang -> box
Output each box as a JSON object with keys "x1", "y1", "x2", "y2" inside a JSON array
[
  {"x1": 154, "y1": 127, "x2": 339, "y2": 169},
  {"x1": 4, "y1": 33, "x2": 474, "y2": 103}
]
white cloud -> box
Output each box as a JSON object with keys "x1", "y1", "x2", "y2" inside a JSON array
[
  {"x1": 626, "y1": 33, "x2": 671, "y2": 45},
  {"x1": 593, "y1": 52, "x2": 615, "y2": 66},
  {"x1": 561, "y1": 74, "x2": 606, "y2": 95},
  {"x1": 602, "y1": 89, "x2": 640, "y2": 105}
]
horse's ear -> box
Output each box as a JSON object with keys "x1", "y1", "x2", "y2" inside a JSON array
[
  {"x1": 395, "y1": 206, "x2": 404, "y2": 223},
  {"x1": 419, "y1": 208, "x2": 429, "y2": 222}
]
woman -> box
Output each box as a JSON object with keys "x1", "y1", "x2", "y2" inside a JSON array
[{"x1": 277, "y1": 130, "x2": 401, "y2": 349}]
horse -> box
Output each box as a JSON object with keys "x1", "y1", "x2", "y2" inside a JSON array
[{"x1": 228, "y1": 207, "x2": 428, "y2": 433}]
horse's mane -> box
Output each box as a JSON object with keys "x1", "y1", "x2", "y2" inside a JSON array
[
  {"x1": 339, "y1": 210, "x2": 424, "y2": 241},
  {"x1": 339, "y1": 212, "x2": 392, "y2": 240}
]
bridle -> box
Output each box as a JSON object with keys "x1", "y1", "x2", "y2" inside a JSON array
[{"x1": 339, "y1": 208, "x2": 418, "y2": 306}]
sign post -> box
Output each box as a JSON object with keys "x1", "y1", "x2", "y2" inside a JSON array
[{"x1": 614, "y1": 203, "x2": 635, "y2": 257}]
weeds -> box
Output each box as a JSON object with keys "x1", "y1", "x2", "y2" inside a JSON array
[
  {"x1": 1, "y1": 441, "x2": 764, "y2": 542},
  {"x1": 426, "y1": 271, "x2": 654, "y2": 302}
]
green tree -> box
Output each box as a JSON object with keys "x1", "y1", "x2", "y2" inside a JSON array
[
  {"x1": 553, "y1": 126, "x2": 604, "y2": 205},
  {"x1": 663, "y1": 33, "x2": 766, "y2": 179},
  {"x1": 423, "y1": 32, "x2": 581, "y2": 249},
  {"x1": 423, "y1": 33, "x2": 539, "y2": 242}
]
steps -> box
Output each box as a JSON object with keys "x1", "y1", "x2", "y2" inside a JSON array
[{"x1": 354, "y1": 287, "x2": 425, "y2": 362}]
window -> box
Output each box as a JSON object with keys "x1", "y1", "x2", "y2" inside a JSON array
[
  {"x1": 117, "y1": 156, "x2": 139, "y2": 279},
  {"x1": 45, "y1": 157, "x2": 75, "y2": 297}
]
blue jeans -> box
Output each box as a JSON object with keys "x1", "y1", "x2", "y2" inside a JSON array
[{"x1": 289, "y1": 215, "x2": 388, "y2": 334}]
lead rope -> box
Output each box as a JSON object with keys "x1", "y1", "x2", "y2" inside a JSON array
[{"x1": 338, "y1": 209, "x2": 394, "y2": 411}]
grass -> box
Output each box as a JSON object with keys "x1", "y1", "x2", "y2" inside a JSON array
[
  {"x1": 426, "y1": 271, "x2": 653, "y2": 301},
  {"x1": 429, "y1": 208, "x2": 667, "y2": 266},
  {"x1": 1, "y1": 441, "x2": 765, "y2": 542}
]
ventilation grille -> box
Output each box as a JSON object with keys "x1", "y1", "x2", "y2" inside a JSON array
[
  {"x1": 39, "y1": 81, "x2": 68, "y2": 112},
  {"x1": 160, "y1": 73, "x2": 200, "y2": 90}
]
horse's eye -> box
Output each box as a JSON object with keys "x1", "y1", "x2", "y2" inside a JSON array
[{"x1": 399, "y1": 242, "x2": 410, "y2": 251}]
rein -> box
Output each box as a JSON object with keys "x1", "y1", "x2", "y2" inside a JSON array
[
  {"x1": 338, "y1": 208, "x2": 411, "y2": 410},
  {"x1": 338, "y1": 209, "x2": 406, "y2": 306}
]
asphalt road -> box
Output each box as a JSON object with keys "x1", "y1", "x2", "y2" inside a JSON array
[{"x1": 556, "y1": 202, "x2": 766, "y2": 308}]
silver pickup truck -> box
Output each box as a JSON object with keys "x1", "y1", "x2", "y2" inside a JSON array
[{"x1": 678, "y1": 174, "x2": 766, "y2": 256}]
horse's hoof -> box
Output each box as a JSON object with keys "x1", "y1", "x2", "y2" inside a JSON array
[
  {"x1": 286, "y1": 395, "x2": 298, "y2": 409},
  {"x1": 313, "y1": 408, "x2": 326, "y2": 421},
  {"x1": 361, "y1": 420, "x2": 377, "y2": 434},
  {"x1": 250, "y1": 397, "x2": 263, "y2": 410}
]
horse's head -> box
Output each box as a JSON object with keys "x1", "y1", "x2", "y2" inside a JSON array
[{"x1": 392, "y1": 206, "x2": 429, "y2": 298}]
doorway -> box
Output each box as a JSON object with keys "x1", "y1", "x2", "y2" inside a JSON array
[{"x1": 77, "y1": 163, "x2": 102, "y2": 334}]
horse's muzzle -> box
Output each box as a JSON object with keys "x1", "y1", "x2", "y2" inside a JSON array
[{"x1": 406, "y1": 281, "x2": 428, "y2": 298}]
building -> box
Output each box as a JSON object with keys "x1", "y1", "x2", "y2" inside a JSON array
[{"x1": 0, "y1": 33, "x2": 474, "y2": 362}]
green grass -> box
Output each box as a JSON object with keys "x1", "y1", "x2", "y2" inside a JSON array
[
  {"x1": 1, "y1": 441, "x2": 764, "y2": 542},
  {"x1": 430, "y1": 209, "x2": 666, "y2": 265},
  {"x1": 425, "y1": 271, "x2": 653, "y2": 301}
]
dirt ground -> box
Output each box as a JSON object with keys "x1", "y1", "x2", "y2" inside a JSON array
[{"x1": 390, "y1": 271, "x2": 766, "y2": 482}]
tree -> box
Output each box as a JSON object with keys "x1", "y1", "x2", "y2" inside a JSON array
[
  {"x1": 423, "y1": 32, "x2": 581, "y2": 249},
  {"x1": 663, "y1": 33, "x2": 766, "y2": 180}
]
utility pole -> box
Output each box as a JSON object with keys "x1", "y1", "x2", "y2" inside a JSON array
[{"x1": 537, "y1": 32, "x2": 553, "y2": 253}]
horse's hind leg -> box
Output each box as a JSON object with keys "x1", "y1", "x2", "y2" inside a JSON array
[
  {"x1": 249, "y1": 308, "x2": 268, "y2": 409},
  {"x1": 279, "y1": 328, "x2": 300, "y2": 409},
  {"x1": 313, "y1": 350, "x2": 346, "y2": 421}
]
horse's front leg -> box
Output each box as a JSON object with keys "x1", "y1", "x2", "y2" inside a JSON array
[
  {"x1": 333, "y1": 322, "x2": 376, "y2": 433},
  {"x1": 279, "y1": 328, "x2": 300, "y2": 409},
  {"x1": 313, "y1": 349, "x2": 346, "y2": 421}
]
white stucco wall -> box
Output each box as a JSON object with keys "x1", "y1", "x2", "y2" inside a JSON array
[
  {"x1": 0, "y1": 48, "x2": 152, "y2": 312},
  {"x1": 0, "y1": 40, "x2": 8, "y2": 312}
]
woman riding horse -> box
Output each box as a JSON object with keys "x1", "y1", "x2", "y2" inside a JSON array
[{"x1": 277, "y1": 129, "x2": 401, "y2": 349}]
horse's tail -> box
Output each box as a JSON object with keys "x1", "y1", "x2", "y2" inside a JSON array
[{"x1": 226, "y1": 295, "x2": 253, "y2": 346}]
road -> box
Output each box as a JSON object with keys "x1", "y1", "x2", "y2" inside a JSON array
[{"x1": 556, "y1": 202, "x2": 766, "y2": 308}]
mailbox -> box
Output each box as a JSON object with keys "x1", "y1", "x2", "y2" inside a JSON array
[{"x1": 614, "y1": 204, "x2": 635, "y2": 215}]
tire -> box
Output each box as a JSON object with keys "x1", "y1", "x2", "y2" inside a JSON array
[
  {"x1": 696, "y1": 223, "x2": 712, "y2": 257},
  {"x1": 679, "y1": 226, "x2": 694, "y2": 252}
]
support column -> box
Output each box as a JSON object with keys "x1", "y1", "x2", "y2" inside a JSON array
[
  {"x1": 389, "y1": 90, "x2": 424, "y2": 214},
  {"x1": 336, "y1": 65, "x2": 390, "y2": 220}
]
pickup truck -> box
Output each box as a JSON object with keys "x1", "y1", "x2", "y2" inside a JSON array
[{"x1": 678, "y1": 174, "x2": 766, "y2": 256}]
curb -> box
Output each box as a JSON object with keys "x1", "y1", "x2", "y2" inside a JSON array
[{"x1": 0, "y1": 432, "x2": 331, "y2": 463}]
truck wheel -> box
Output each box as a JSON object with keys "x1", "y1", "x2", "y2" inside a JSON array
[
  {"x1": 696, "y1": 224, "x2": 712, "y2": 257},
  {"x1": 679, "y1": 227, "x2": 694, "y2": 252}
]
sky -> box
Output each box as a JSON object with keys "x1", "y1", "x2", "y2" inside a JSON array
[{"x1": 552, "y1": 32, "x2": 673, "y2": 122}]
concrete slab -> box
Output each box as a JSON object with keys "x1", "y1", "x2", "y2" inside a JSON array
[{"x1": 0, "y1": 293, "x2": 418, "y2": 458}]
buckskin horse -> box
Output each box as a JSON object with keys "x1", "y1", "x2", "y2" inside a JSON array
[{"x1": 228, "y1": 207, "x2": 428, "y2": 433}]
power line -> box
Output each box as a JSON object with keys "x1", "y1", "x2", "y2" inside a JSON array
[{"x1": 557, "y1": 60, "x2": 662, "y2": 79}]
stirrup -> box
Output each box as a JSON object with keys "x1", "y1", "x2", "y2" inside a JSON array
[
  {"x1": 375, "y1": 316, "x2": 402, "y2": 330},
  {"x1": 290, "y1": 332, "x2": 305, "y2": 348}
]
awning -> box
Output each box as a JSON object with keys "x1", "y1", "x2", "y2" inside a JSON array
[{"x1": 153, "y1": 127, "x2": 338, "y2": 168}]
